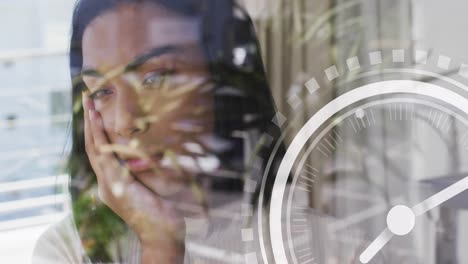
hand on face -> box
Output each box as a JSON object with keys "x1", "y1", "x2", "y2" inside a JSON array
[
  {"x1": 83, "y1": 92, "x2": 190, "y2": 258},
  {"x1": 79, "y1": 5, "x2": 218, "y2": 262}
]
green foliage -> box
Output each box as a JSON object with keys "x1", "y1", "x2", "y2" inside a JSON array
[{"x1": 72, "y1": 188, "x2": 127, "y2": 261}]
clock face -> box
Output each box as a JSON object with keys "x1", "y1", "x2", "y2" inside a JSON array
[{"x1": 267, "y1": 80, "x2": 468, "y2": 264}]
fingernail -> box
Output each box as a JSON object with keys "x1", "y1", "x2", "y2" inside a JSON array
[
  {"x1": 87, "y1": 99, "x2": 95, "y2": 111},
  {"x1": 82, "y1": 93, "x2": 87, "y2": 106}
]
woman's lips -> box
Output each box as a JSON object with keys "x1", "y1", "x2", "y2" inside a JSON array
[
  {"x1": 124, "y1": 152, "x2": 164, "y2": 173},
  {"x1": 125, "y1": 158, "x2": 154, "y2": 172}
]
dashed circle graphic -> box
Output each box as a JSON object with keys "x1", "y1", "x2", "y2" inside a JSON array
[{"x1": 240, "y1": 49, "x2": 468, "y2": 264}]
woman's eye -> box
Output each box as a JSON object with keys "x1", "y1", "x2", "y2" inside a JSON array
[
  {"x1": 142, "y1": 70, "x2": 174, "y2": 88},
  {"x1": 90, "y1": 88, "x2": 114, "y2": 100}
]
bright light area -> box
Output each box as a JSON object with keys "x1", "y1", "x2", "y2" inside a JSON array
[
  {"x1": 0, "y1": 0, "x2": 74, "y2": 263},
  {"x1": 0, "y1": 224, "x2": 52, "y2": 263}
]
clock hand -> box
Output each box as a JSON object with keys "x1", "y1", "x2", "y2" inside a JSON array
[
  {"x1": 359, "y1": 228, "x2": 393, "y2": 263},
  {"x1": 412, "y1": 175, "x2": 468, "y2": 216},
  {"x1": 360, "y1": 176, "x2": 468, "y2": 263},
  {"x1": 359, "y1": 205, "x2": 415, "y2": 263}
]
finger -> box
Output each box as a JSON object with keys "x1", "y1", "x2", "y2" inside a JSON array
[
  {"x1": 83, "y1": 94, "x2": 108, "y2": 187},
  {"x1": 83, "y1": 94, "x2": 108, "y2": 190},
  {"x1": 87, "y1": 109, "x2": 122, "y2": 198},
  {"x1": 82, "y1": 92, "x2": 95, "y2": 154},
  {"x1": 88, "y1": 109, "x2": 114, "y2": 170},
  {"x1": 89, "y1": 109, "x2": 108, "y2": 150},
  {"x1": 89, "y1": 109, "x2": 130, "y2": 184}
]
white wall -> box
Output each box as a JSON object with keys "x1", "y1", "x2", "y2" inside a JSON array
[{"x1": 413, "y1": 0, "x2": 468, "y2": 62}]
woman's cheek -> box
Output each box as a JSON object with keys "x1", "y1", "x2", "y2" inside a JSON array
[{"x1": 93, "y1": 100, "x2": 106, "y2": 112}]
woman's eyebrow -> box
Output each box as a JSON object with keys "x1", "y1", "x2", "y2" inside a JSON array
[
  {"x1": 81, "y1": 68, "x2": 103, "y2": 77},
  {"x1": 80, "y1": 45, "x2": 179, "y2": 78},
  {"x1": 125, "y1": 45, "x2": 179, "y2": 72}
]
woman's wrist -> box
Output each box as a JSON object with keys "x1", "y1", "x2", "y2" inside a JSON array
[{"x1": 140, "y1": 240, "x2": 185, "y2": 264}]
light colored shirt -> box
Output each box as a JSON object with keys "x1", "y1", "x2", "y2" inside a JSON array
[
  {"x1": 32, "y1": 193, "x2": 373, "y2": 263},
  {"x1": 32, "y1": 200, "x2": 254, "y2": 264}
]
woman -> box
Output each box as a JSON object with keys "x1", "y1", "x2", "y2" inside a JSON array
[{"x1": 33, "y1": 0, "x2": 282, "y2": 263}]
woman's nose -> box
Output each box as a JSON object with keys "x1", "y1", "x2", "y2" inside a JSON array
[{"x1": 114, "y1": 86, "x2": 146, "y2": 137}]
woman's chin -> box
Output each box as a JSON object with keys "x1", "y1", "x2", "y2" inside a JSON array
[
  {"x1": 135, "y1": 169, "x2": 186, "y2": 196},
  {"x1": 134, "y1": 169, "x2": 208, "y2": 217}
]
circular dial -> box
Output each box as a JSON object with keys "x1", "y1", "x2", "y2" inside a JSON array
[{"x1": 270, "y1": 80, "x2": 468, "y2": 264}]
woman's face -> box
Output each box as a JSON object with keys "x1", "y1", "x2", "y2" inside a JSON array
[{"x1": 81, "y1": 3, "x2": 214, "y2": 202}]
